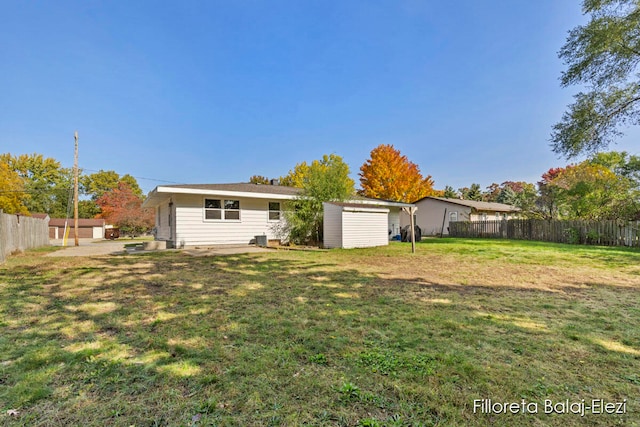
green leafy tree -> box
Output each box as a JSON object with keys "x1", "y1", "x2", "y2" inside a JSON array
[
  {"x1": 544, "y1": 161, "x2": 637, "y2": 219},
  {"x1": 443, "y1": 185, "x2": 458, "y2": 198},
  {"x1": 80, "y1": 170, "x2": 143, "y2": 217},
  {"x1": 552, "y1": 0, "x2": 640, "y2": 157},
  {"x1": 458, "y1": 183, "x2": 482, "y2": 201},
  {"x1": 282, "y1": 154, "x2": 355, "y2": 244},
  {"x1": 588, "y1": 151, "x2": 640, "y2": 186}
]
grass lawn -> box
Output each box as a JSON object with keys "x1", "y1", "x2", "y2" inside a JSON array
[{"x1": 1, "y1": 238, "x2": 639, "y2": 426}]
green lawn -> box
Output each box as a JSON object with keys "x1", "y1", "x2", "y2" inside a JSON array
[{"x1": 1, "y1": 239, "x2": 639, "y2": 426}]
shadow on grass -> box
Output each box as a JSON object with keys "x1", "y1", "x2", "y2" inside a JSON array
[{"x1": 0, "y1": 249, "x2": 639, "y2": 426}]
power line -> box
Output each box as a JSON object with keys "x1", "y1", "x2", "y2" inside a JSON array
[{"x1": 79, "y1": 168, "x2": 182, "y2": 184}]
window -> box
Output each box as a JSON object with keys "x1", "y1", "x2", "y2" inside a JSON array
[
  {"x1": 495, "y1": 212, "x2": 500, "y2": 220},
  {"x1": 480, "y1": 213, "x2": 488, "y2": 221},
  {"x1": 268, "y1": 202, "x2": 281, "y2": 221},
  {"x1": 205, "y1": 199, "x2": 241, "y2": 220},
  {"x1": 224, "y1": 200, "x2": 240, "y2": 220},
  {"x1": 449, "y1": 211, "x2": 458, "y2": 222}
]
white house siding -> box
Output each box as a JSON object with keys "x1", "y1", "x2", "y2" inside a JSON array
[
  {"x1": 322, "y1": 203, "x2": 343, "y2": 249},
  {"x1": 173, "y1": 194, "x2": 285, "y2": 246},
  {"x1": 341, "y1": 208, "x2": 389, "y2": 249}
]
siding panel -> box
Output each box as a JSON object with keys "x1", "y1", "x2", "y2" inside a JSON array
[
  {"x1": 322, "y1": 203, "x2": 343, "y2": 249},
  {"x1": 342, "y1": 209, "x2": 389, "y2": 249},
  {"x1": 174, "y1": 195, "x2": 286, "y2": 245}
]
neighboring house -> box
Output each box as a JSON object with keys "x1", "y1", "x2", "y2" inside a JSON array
[
  {"x1": 402, "y1": 197, "x2": 520, "y2": 236},
  {"x1": 48, "y1": 218, "x2": 106, "y2": 239},
  {"x1": 142, "y1": 183, "x2": 413, "y2": 248}
]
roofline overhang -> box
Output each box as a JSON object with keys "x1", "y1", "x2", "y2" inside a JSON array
[
  {"x1": 142, "y1": 186, "x2": 299, "y2": 208},
  {"x1": 142, "y1": 186, "x2": 417, "y2": 209}
]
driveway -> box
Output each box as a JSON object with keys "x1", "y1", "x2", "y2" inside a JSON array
[
  {"x1": 47, "y1": 239, "x2": 128, "y2": 257},
  {"x1": 46, "y1": 240, "x2": 271, "y2": 257}
]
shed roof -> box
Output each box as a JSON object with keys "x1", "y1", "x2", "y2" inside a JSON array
[
  {"x1": 414, "y1": 196, "x2": 520, "y2": 212},
  {"x1": 325, "y1": 202, "x2": 390, "y2": 210}
]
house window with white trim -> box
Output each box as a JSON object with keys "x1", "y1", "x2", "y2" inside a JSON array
[
  {"x1": 481, "y1": 213, "x2": 488, "y2": 221},
  {"x1": 449, "y1": 211, "x2": 458, "y2": 222},
  {"x1": 268, "y1": 202, "x2": 281, "y2": 221},
  {"x1": 224, "y1": 200, "x2": 240, "y2": 220},
  {"x1": 205, "y1": 199, "x2": 240, "y2": 220}
]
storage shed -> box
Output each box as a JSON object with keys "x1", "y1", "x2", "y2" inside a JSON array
[{"x1": 323, "y1": 202, "x2": 390, "y2": 249}]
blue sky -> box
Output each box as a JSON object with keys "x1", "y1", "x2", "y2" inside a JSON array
[{"x1": 1, "y1": 0, "x2": 637, "y2": 195}]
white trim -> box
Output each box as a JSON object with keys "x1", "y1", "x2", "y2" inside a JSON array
[
  {"x1": 157, "y1": 186, "x2": 298, "y2": 200},
  {"x1": 203, "y1": 197, "x2": 242, "y2": 222},
  {"x1": 268, "y1": 201, "x2": 282, "y2": 222},
  {"x1": 342, "y1": 206, "x2": 389, "y2": 213}
]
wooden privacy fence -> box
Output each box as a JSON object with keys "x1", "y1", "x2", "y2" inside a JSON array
[
  {"x1": 0, "y1": 212, "x2": 50, "y2": 263},
  {"x1": 448, "y1": 219, "x2": 640, "y2": 247}
]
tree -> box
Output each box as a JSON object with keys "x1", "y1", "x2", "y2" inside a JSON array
[
  {"x1": 588, "y1": 150, "x2": 640, "y2": 186},
  {"x1": 0, "y1": 153, "x2": 72, "y2": 216},
  {"x1": 96, "y1": 182, "x2": 154, "y2": 236},
  {"x1": 537, "y1": 167, "x2": 571, "y2": 219},
  {"x1": 0, "y1": 162, "x2": 29, "y2": 214},
  {"x1": 551, "y1": 0, "x2": 640, "y2": 157},
  {"x1": 82, "y1": 170, "x2": 143, "y2": 200},
  {"x1": 359, "y1": 144, "x2": 437, "y2": 202},
  {"x1": 551, "y1": 161, "x2": 636, "y2": 219},
  {"x1": 458, "y1": 183, "x2": 482, "y2": 201},
  {"x1": 80, "y1": 170, "x2": 143, "y2": 218},
  {"x1": 281, "y1": 154, "x2": 355, "y2": 244},
  {"x1": 279, "y1": 162, "x2": 310, "y2": 188},
  {"x1": 443, "y1": 185, "x2": 458, "y2": 198},
  {"x1": 249, "y1": 175, "x2": 270, "y2": 185}
]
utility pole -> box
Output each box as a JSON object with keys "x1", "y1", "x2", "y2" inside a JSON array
[{"x1": 74, "y1": 131, "x2": 79, "y2": 247}]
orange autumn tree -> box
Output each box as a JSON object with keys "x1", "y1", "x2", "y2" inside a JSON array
[
  {"x1": 96, "y1": 182, "x2": 154, "y2": 236},
  {"x1": 359, "y1": 144, "x2": 439, "y2": 202}
]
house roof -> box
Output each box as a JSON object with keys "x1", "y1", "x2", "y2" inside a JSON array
[
  {"x1": 30, "y1": 213, "x2": 50, "y2": 220},
  {"x1": 143, "y1": 183, "x2": 415, "y2": 208},
  {"x1": 414, "y1": 196, "x2": 520, "y2": 212},
  {"x1": 143, "y1": 183, "x2": 302, "y2": 207},
  {"x1": 49, "y1": 218, "x2": 106, "y2": 227},
  {"x1": 162, "y1": 183, "x2": 302, "y2": 196}
]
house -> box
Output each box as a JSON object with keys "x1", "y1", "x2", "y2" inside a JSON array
[
  {"x1": 402, "y1": 197, "x2": 520, "y2": 236},
  {"x1": 48, "y1": 218, "x2": 106, "y2": 239},
  {"x1": 142, "y1": 183, "x2": 413, "y2": 248}
]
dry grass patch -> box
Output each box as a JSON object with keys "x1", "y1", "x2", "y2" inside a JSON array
[{"x1": 0, "y1": 239, "x2": 639, "y2": 426}]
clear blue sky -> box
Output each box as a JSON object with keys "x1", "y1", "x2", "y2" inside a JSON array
[{"x1": 1, "y1": 0, "x2": 637, "y2": 195}]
